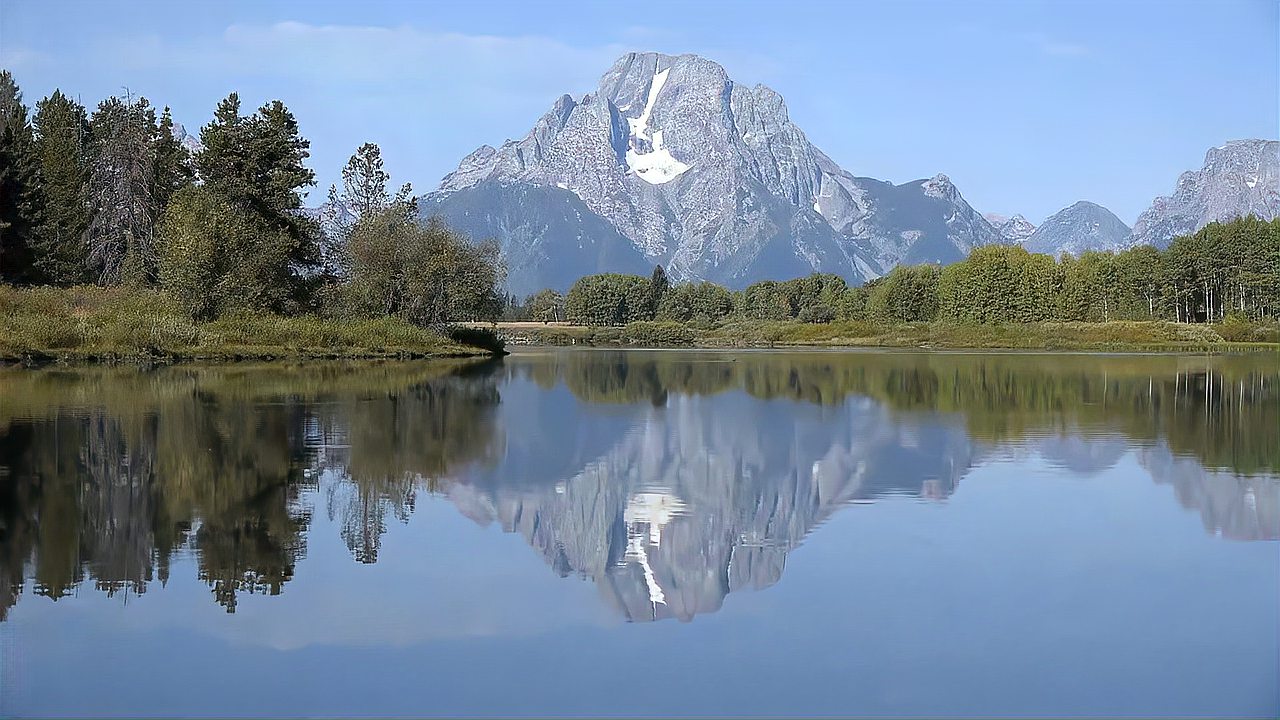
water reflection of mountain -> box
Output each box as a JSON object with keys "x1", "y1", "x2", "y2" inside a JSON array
[
  {"x1": 450, "y1": 390, "x2": 974, "y2": 621},
  {"x1": 0, "y1": 352, "x2": 1275, "y2": 623},
  {"x1": 442, "y1": 352, "x2": 1278, "y2": 621}
]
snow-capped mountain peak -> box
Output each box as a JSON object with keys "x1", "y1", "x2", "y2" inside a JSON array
[{"x1": 423, "y1": 51, "x2": 1006, "y2": 294}]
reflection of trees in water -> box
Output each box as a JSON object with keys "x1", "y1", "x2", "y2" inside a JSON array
[
  {"x1": 0, "y1": 361, "x2": 501, "y2": 619},
  {"x1": 536, "y1": 351, "x2": 1278, "y2": 476},
  {"x1": 0, "y1": 353, "x2": 1274, "y2": 623},
  {"x1": 316, "y1": 370, "x2": 503, "y2": 563}
]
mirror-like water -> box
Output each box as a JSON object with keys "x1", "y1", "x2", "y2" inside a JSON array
[{"x1": 1, "y1": 350, "x2": 1276, "y2": 717}]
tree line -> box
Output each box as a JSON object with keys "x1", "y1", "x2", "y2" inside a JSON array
[
  {"x1": 504, "y1": 216, "x2": 1278, "y2": 326},
  {"x1": 0, "y1": 71, "x2": 504, "y2": 324}
]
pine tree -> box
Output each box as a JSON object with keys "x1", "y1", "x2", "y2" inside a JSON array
[
  {"x1": 32, "y1": 90, "x2": 91, "y2": 284},
  {"x1": 0, "y1": 71, "x2": 42, "y2": 283},
  {"x1": 340, "y1": 142, "x2": 390, "y2": 219},
  {"x1": 84, "y1": 93, "x2": 159, "y2": 285},
  {"x1": 195, "y1": 95, "x2": 320, "y2": 302},
  {"x1": 152, "y1": 107, "x2": 193, "y2": 212}
]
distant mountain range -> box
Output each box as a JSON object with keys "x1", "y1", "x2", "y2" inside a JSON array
[{"x1": 303, "y1": 52, "x2": 1279, "y2": 294}]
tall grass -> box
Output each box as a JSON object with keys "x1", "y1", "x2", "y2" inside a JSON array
[{"x1": 0, "y1": 285, "x2": 496, "y2": 362}]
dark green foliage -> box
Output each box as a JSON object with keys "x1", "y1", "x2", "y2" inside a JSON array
[
  {"x1": 797, "y1": 303, "x2": 836, "y2": 324},
  {"x1": 441, "y1": 325, "x2": 505, "y2": 354},
  {"x1": 564, "y1": 273, "x2": 656, "y2": 325},
  {"x1": 836, "y1": 286, "x2": 870, "y2": 320},
  {"x1": 152, "y1": 107, "x2": 193, "y2": 210},
  {"x1": 735, "y1": 274, "x2": 848, "y2": 321},
  {"x1": 736, "y1": 280, "x2": 792, "y2": 320},
  {"x1": 0, "y1": 71, "x2": 41, "y2": 284},
  {"x1": 650, "y1": 264, "x2": 670, "y2": 303},
  {"x1": 937, "y1": 247, "x2": 1055, "y2": 323},
  {"x1": 195, "y1": 94, "x2": 320, "y2": 300},
  {"x1": 31, "y1": 90, "x2": 91, "y2": 284}
]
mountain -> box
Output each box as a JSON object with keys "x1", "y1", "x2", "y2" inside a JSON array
[
  {"x1": 984, "y1": 213, "x2": 1036, "y2": 242},
  {"x1": 1128, "y1": 139, "x2": 1279, "y2": 248},
  {"x1": 1023, "y1": 201, "x2": 1131, "y2": 255},
  {"x1": 171, "y1": 121, "x2": 202, "y2": 154},
  {"x1": 422, "y1": 52, "x2": 1006, "y2": 295}
]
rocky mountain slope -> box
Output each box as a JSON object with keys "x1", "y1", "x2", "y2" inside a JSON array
[
  {"x1": 984, "y1": 213, "x2": 1037, "y2": 243},
  {"x1": 422, "y1": 52, "x2": 1006, "y2": 295},
  {"x1": 1128, "y1": 139, "x2": 1279, "y2": 248},
  {"x1": 1023, "y1": 201, "x2": 1131, "y2": 255}
]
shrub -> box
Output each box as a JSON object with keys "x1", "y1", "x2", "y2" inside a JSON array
[
  {"x1": 440, "y1": 325, "x2": 506, "y2": 354},
  {"x1": 620, "y1": 321, "x2": 696, "y2": 346}
]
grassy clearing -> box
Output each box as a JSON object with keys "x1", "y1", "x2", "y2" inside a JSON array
[
  {"x1": 0, "y1": 285, "x2": 496, "y2": 363},
  {"x1": 493, "y1": 318, "x2": 1280, "y2": 353}
]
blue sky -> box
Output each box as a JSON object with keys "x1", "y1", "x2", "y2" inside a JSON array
[{"x1": 1, "y1": 0, "x2": 1275, "y2": 223}]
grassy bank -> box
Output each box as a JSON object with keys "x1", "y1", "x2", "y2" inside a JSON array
[
  {"x1": 490, "y1": 318, "x2": 1280, "y2": 353},
  {"x1": 0, "y1": 286, "x2": 499, "y2": 364}
]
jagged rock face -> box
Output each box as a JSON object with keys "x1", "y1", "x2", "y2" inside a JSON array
[
  {"x1": 1023, "y1": 201, "x2": 1131, "y2": 256},
  {"x1": 171, "y1": 122, "x2": 202, "y2": 154},
  {"x1": 984, "y1": 213, "x2": 1037, "y2": 242},
  {"x1": 424, "y1": 52, "x2": 1005, "y2": 295},
  {"x1": 1128, "y1": 139, "x2": 1280, "y2": 248}
]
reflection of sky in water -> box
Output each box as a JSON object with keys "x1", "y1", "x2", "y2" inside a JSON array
[{"x1": 1, "y1": 351, "x2": 1277, "y2": 717}]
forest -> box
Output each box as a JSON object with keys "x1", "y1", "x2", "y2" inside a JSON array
[
  {"x1": 0, "y1": 71, "x2": 506, "y2": 358},
  {"x1": 503, "y1": 216, "x2": 1280, "y2": 329}
]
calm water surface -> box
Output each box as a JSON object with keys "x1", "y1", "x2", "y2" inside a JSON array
[{"x1": 1, "y1": 350, "x2": 1277, "y2": 717}]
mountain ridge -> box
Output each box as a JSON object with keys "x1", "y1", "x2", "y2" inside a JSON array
[
  {"x1": 400, "y1": 52, "x2": 1279, "y2": 293},
  {"x1": 422, "y1": 51, "x2": 1007, "y2": 294}
]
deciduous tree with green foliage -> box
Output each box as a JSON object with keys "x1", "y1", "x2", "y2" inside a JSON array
[
  {"x1": 565, "y1": 273, "x2": 656, "y2": 326},
  {"x1": 526, "y1": 289, "x2": 564, "y2": 323},
  {"x1": 157, "y1": 185, "x2": 295, "y2": 319},
  {"x1": 871, "y1": 264, "x2": 941, "y2": 322},
  {"x1": 343, "y1": 210, "x2": 504, "y2": 324},
  {"x1": 657, "y1": 281, "x2": 734, "y2": 323}
]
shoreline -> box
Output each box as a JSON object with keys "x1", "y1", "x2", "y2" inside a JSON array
[{"x1": 486, "y1": 320, "x2": 1280, "y2": 355}]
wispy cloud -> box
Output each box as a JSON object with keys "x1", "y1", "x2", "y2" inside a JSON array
[
  {"x1": 96, "y1": 21, "x2": 632, "y2": 110},
  {"x1": 1022, "y1": 32, "x2": 1093, "y2": 58},
  {"x1": 0, "y1": 46, "x2": 48, "y2": 72}
]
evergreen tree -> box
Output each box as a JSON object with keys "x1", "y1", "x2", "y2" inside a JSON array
[
  {"x1": 0, "y1": 71, "x2": 41, "y2": 283},
  {"x1": 152, "y1": 107, "x2": 193, "y2": 212},
  {"x1": 84, "y1": 94, "x2": 159, "y2": 285},
  {"x1": 340, "y1": 142, "x2": 390, "y2": 219},
  {"x1": 195, "y1": 95, "x2": 320, "y2": 303},
  {"x1": 32, "y1": 90, "x2": 91, "y2": 284},
  {"x1": 650, "y1": 264, "x2": 670, "y2": 305},
  {"x1": 325, "y1": 142, "x2": 414, "y2": 277}
]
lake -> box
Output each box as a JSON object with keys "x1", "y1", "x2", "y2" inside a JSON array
[{"x1": 1, "y1": 350, "x2": 1277, "y2": 717}]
